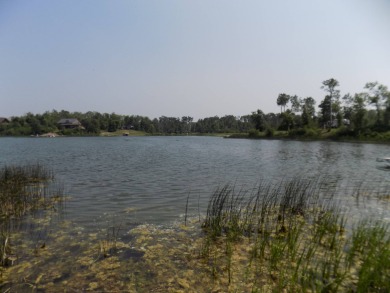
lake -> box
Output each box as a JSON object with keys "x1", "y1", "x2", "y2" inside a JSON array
[{"x1": 1, "y1": 136, "x2": 389, "y2": 228}]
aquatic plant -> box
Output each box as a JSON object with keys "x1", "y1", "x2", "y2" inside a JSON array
[
  {"x1": 348, "y1": 220, "x2": 390, "y2": 292},
  {"x1": 0, "y1": 164, "x2": 64, "y2": 268},
  {"x1": 0, "y1": 227, "x2": 11, "y2": 267},
  {"x1": 1, "y1": 176, "x2": 389, "y2": 292},
  {"x1": 98, "y1": 221, "x2": 122, "y2": 259},
  {"x1": 202, "y1": 178, "x2": 322, "y2": 239},
  {"x1": 200, "y1": 179, "x2": 390, "y2": 292},
  {"x1": 0, "y1": 164, "x2": 57, "y2": 219}
]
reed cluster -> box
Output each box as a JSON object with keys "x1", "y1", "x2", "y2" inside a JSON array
[
  {"x1": 201, "y1": 179, "x2": 389, "y2": 292},
  {"x1": 97, "y1": 220, "x2": 122, "y2": 260},
  {"x1": 0, "y1": 164, "x2": 55, "y2": 219},
  {"x1": 0, "y1": 164, "x2": 63, "y2": 267}
]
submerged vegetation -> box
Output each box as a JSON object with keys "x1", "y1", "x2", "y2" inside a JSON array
[
  {"x1": 0, "y1": 168, "x2": 389, "y2": 292},
  {"x1": 0, "y1": 164, "x2": 64, "y2": 268},
  {"x1": 0, "y1": 164, "x2": 54, "y2": 219}
]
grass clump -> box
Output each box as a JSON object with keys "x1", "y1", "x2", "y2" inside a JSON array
[
  {"x1": 201, "y1": 179, "x2": 390, "y2": 292},
  {"x1": 0, "y1": 164, "x2": 64, "y2": 267},
  {"x1": 0, "y1": 164, "x2": 56, "y2": 219},
  {"x1": 348, "y1": 220, "x2": 390, "y2": 292}
]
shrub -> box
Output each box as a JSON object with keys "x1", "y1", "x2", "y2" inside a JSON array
[
  {"x1": 334, "y1": 126, "x2": 355, "y2": 137},
  {"x1": 303, "y1": 127, "x2": 319, "y2": 137},
  {"x1": 265, "y1": 127, "x2": 274, "y2": 137},
  {"x1": 248, "y1": 129, "x2": 260, "y2": 138},
  {"x1": 288, "y1": 128, "x2": 306, "y2": 136}
]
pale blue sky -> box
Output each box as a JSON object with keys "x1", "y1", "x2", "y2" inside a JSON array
[{"x1": 1, "y1": 0, "x2": 389, "y2": 120}]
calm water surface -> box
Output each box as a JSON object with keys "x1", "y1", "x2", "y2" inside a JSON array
[{"x1": 0, "y1": 136, "x2": 389, "y2": 227}]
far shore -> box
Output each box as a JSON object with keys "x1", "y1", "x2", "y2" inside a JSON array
[{"x1": 2, "y1": 129, "x2": 390, "y2": 144}]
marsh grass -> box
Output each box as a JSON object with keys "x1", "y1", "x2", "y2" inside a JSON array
[
  {"x1": 348, "y1": 220, "x2": 390, "y2": 292},
  {"x1": 98, "y1": 224, "x2": 122, "y2": 259},
  {"x1": 1, "y1": 172, "x2": 388, "y2": 292},
  {"x1": 0, "y1": 164, "x2": 56, "y2": 219},
  {"x1": 0, "y1": 164, "x2": 64, "y2": 267},
  {"x1": 201, "y1": 179, "x2": 390, "y2": 292},
  {"x1": 95, "y1": 216, "x2": 123, "y2": 260}
]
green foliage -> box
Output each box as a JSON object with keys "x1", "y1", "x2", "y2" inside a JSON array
[
  {"x1": 320, "y1": 78, "x2": 341, "y2": 128},
  {"x1": 1, "y1": 78, "x2": 390, "y2": 137},
  {"x1": 250, "y1": 110, "x2": 267, "y2": 131},
  {"x1": 319, "y1": 96, "x2": 332, "y2": 127},
  {"x1": 279, "y1": 110, "x2": 295, "y2": 131},
  {"x1": 277, "y1": 93, "x2": 290, "y2": 113},
  {"x1": 248, "y1": 129, "x2": 260, "y2": 138},
  {"x1": 288, "y1": 128, "x2": 306, "y2": 136},
  {"x1": 0, "y1": 111, "x2": 156, "y2": 136},
  {"x1": 0, "y1": 164, "x2": 64, "y2": 267},
  {"x1": 365, "y1": 81, "x2": 390, "y2": 126},
  {"x1": 322, "y1": 78, "x2": 340, "y2": 98},
  {"x1": 288, "y1": 127, "x2": 321, "y2": 138},
  {"x1": 265, "y1": 127, "x2": 274, "y2": 137},
  {"x1": 301, "y1": 97, "x2": 316, "y2": 126},
  {"x1": 351, "y1": 93, "x2": 367, "y2": 131},
  {"x1": 334, "y1": 126, "x2": 356, "y2": 138},
  {"x1": 59, "y1": 128, "x2": 84, "y2": 136},
  {"x1": 201, "y1": 180, "x2": 390, "y2": 292},
  {"x1": 303, "y1": 127, "x2": 320, "y2": 137},
  {"x1": 349, "y1": 220, "x2": 390, "y2": 292},
  {"x1": 359, "y1": 130, "x2": 390, "y2": 141}
]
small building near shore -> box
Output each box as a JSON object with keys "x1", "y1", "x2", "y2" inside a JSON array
[
  {"x1": 0, "y1": 117, "x2": 10, "y2": 124},
  {"x1": 57, "y1": 118, "x2": 83, "y2": 129}
]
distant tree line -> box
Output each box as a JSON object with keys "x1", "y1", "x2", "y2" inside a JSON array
[
  {"x1": 0, "y1": 110, "x2": 254, "y2": 136},
  {"x1": 270, "y1": 79, "x2": 390, "y2": 137},
  {"x1": 1, "y1": 79, "x2": 389, "y2": 137}
]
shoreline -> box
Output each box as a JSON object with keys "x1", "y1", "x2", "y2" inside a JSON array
[
  {"x1": 225, "y1": 132, "x2": 390, "y2": 144},
  {"x1": 1, "y1": 132, "x2": 390, "y2": 144}
]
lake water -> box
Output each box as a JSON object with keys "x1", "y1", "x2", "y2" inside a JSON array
[{"x1": 0, "y1": 136, "x2": 389, "y2": 228}]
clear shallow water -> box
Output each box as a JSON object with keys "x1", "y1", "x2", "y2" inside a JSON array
[{"x1": 0, "y1": 136, "x2": 389, "y2": 227}]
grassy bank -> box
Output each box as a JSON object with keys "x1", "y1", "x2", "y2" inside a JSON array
[
  {"x1": 227, "y1": 128, "x2": 390, "y2": 143},
  {"x1": 100, "y1": 129, "x2": 147, "y2": 136}
]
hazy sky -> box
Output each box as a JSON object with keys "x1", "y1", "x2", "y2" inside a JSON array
[{"x1": 1, "y1": 0, "x2": 390, "y2": 120}]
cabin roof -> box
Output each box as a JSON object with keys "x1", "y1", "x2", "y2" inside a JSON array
[{"x1": 57, "y1": 118, "x2": 81, "y2": 125}]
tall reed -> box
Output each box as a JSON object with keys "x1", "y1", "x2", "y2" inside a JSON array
[
  {"x1": 200, "y1": 177, "x2": 390, "y2": 292},
  {"x1": 0, "y1": 163, "x2": 64, "y2": 267}
]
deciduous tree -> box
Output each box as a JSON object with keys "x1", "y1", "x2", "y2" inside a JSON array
[
  {"x1": 301, "y1": 97, "x2": 316, "y2": 126},
  {"x1": 364, "y1": 82, "x2": 390, "y2": 126},
  {"x1": 251, "y1": 110, "x2": 266, "y2": 131}
]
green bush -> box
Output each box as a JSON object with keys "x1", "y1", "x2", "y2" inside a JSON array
[
  {"x1": 334, "y1": 126, "x2": 355, "y2": 137},
  {"x1": 287, "y1": 127, "x2": 321, "y2": 138},
  {"x1": 265, "y1": 127, "x2": 274, "y2": 137},
  {"x1": 288, "y1": 128, "x2": 306, "y2": 136},
  {"x1": 303, "y1": 127, "x2": 320, "y2": 137},
  {"x1": 248, "y1": 129, "x2": 260, "y2": 138},
  {"x1": 59, "y1": 128, "x2": 85, "y2": 136}
]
